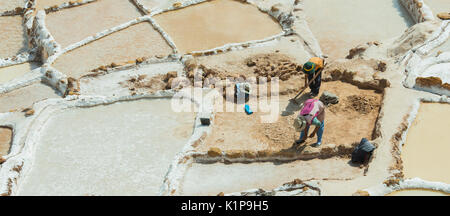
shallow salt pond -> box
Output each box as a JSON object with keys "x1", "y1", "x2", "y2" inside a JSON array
[
  {"x1": 0, "y1": 0, "x2": 23, "y2": 12},
  {"x1": 0, "y1": 63, "x2": 39, "y2": 85},
  {"x1": 0, "y1": 127, "x2": 12, "y2": 157},
  {"x1": 17, "y1": 98, "x2": 196, "y2": 195},
  {"x1": 303, "y1": 0, "x2": 414, "y2": 59},
  {"x1": 154, "y1": 0, "x2": 282, "y2": 53},
  {"x1": 179, "y1": 158, "x2": 363, "y2": 195},
  {"x1": 402, "y1": 102, "x2": 450, "y2": 184},
  {"x1": 52, "y1": 22, "x2": 172, "y2": 79},
  {"x1": 425, "y1": 0, "x2": 450, "y2": 15},
  {"x1": 0, "y1": 16, "x2": 27, "y2": 59},
  {"x1": 387, "y1": 189, "x2": 449, "y2": 196},
  {"x1": 45, "y1": 0, "x2": 143, "y2": 48},
  {"x1": 0, "y1": 82, "x2": 60, "y2": 113}
]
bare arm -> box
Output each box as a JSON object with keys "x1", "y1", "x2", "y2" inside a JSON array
[
  {"x1": 309, "y1": 126, "x2": 319, "y2": 138},
  {"x1": 301, "y1": 126, "x2": 310, "y2": 141}
]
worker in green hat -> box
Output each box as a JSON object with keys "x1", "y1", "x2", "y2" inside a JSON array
[{"x1": 302, "y1": 57, "x2": 325, "y2": 97}]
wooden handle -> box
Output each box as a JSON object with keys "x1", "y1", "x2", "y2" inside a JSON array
[
  {"x1": 291, "y1": 62, "x2": 327, "y2": 101},
  {"x1": 292, "y1": 70, "x2": 322, "y2": 100}
]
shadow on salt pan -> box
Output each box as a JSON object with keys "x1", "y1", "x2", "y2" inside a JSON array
[{"x1": 17, "y1": 98, "x2": 196, "y2": 195}]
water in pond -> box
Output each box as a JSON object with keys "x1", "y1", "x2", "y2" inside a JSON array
[
  {"x1": 402, "y1": 103, "x2": 450, "y2": 184},
  {"x1": 0, "y1": 82, "x2": 60, "y2": 113},
  {"x1": 0, "y1": 63, "x2": 39, "y2": 85},
  {"x1": 154, "y1": 0, "x2": 282, "y2": 53},
  {"x1": 52, "y1": 22, "x2": 172, "y2": 79},
  {"x1": 0, "y1": 127, "x2": 12, "y2": 157},
  {"x1": 303, "y1": 0, "x2": 414, "y2": 59},
  {"x1": 387, "y1": 189, "x2": 449, "y2": 196},
  {"x1": 425, "y1": 0, "x2": 450, "y2": 15},
  {"x1": 17, "y1": 99, "x2": 196, "y2": 195},
  {"x1": 45, "y1": 0, "x2": 143, "y2": 48},
  {"x1": 0, "y1": 0, "x2": 23, "y2": 13},
  {"x1": 179, "y1": 158, "x2": 363, "y2": 195},
  {"x1": 0, "y1": 16, "x2": 28, "y2": 59}
]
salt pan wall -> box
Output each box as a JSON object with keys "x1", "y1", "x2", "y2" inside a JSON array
[{"x1": 399, "y1": 0, "x2": 434, "y2": 23}]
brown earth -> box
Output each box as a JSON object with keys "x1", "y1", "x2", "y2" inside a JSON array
[
  {"x1": 189, "y1": 53, "x2": 302, "y2": 80},
  {"x1": 416, "y1": 76, "x2": 450, "y2": 90},
  {"x1": 199, "y1": 81, "x2": 383, "y2": 153},
  {"x1": 245, "y1": 53, "x2": 303, "y2": 81},
  {"x1": 188, "y1": 53, "x2": 307, "y2": 97},
  {"x1": 0, "y1": 127, "x2": 12, "y2": 157},
  {"x1": 120, "y1": 71, "x2": 187, "y2": 94}
]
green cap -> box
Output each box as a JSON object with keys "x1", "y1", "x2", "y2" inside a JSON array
[{"x1": 302, "y1": 62, "x2": 316, "y2": 75}]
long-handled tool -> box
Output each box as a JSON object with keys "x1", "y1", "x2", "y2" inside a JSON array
[
  {"x1": 290, "y1": 63, "x2": 326, "y2": 104},
  {"x1": 290, "y1": 71, "x2": 322, "y2": 104}
]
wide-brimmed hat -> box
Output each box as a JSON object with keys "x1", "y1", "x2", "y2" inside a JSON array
[
  {"x1": 294, "y1": 115, "x2": 307, "y2": 131},
  {"x1": 302, "y1": 62, "x2": 316, "y2": 75}
]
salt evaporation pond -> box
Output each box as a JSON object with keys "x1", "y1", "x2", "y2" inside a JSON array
[
  {"x1": 387, "y1": 189, "x2": 449, "y2": 196},
  {"x1": 154, "y1": 0, "x2": 282, "y2": 53},
  {"x1": 0, "y1": 127, "x2": 12, "y2": 157},
  {"x1": 425, "y1": 0, "x2": 450, "y2": 16},
  {"x1": 0, "y1": 82, "x2": 60, "y2": 113},
  {"x1": 179, "y1": 158, "x2": 363, "y2": 195},
  {"x1": 17, "y1": 98, "x2": 196, "y2": 195},
  {"x1": 0, "y1": 1, "x2": 23, "y2": 13},
  {"x1": 0, "y1": 63, "x2": 39, "y2": 85},
  {"x1": 0, "y1": 16, "x2": 27, "y2": 59},
  {"x1": 402, "y1": 103, "x2": 450, "y2": 184},
  {"x1": 45, "y1": 0, "x2": 143, "y2": 48},
  {"x1": 303, "y1": 0, "x2": 413, "y2": 59},
  {"x1": 52, "y1": 22, "x2": 172, "y2": 79}
]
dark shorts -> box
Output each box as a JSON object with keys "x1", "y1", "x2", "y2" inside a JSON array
[{"x1": 308, "y1": 71, "x2": 322, "y2": 95}]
